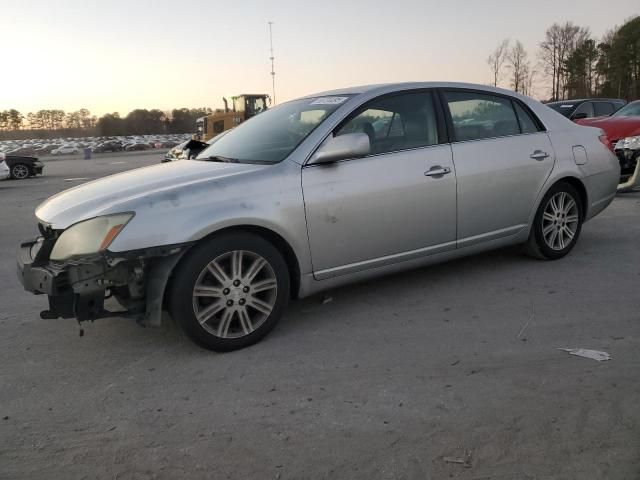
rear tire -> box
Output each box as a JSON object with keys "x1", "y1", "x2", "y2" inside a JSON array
[
  {"x1": 169, "y1": 231, "x2": 290, "y2": 351},
  {"x1": 525, "y1": 182, "x2": 583, "y2": 260},
  {"x1": 11, "y1": 163, "x2": 31, "y2": 180}
]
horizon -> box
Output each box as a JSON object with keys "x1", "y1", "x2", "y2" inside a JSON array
[{"x1": 1, "y1": 0, "x2": 639, "y2": 117}]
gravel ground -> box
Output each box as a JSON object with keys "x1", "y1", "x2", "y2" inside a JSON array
[{"x1": 1, "y1": 154, "x2": 639, "y2": 479}]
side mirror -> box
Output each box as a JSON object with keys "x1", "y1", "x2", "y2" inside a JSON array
[
  {"x1": 308, "y1": 133, "x2": 370, "y2": 165},
  {"x1": 572, "y1": 112, "x2": 588, "y2": 120}
]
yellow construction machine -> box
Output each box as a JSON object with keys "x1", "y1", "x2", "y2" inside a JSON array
[{"x1": 195, "y1": 94, "x2": 269, "y2": 141}]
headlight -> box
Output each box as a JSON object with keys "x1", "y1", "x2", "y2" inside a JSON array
[
  {"x1": 615, "y1": 135, "x2": 640, "y2": 150},
  {"x1": 50, "y1": 213, "x2": 134, "y2": 261}
]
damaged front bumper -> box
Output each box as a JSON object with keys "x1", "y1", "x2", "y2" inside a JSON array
[
  {"x1": 616, "y1": 148, "x2": 640, "y2": 192},
  {"x1": 17, "y1": 234, "x2": 191, "y2": 326}
]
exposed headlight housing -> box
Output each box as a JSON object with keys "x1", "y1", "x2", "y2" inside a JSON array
[
  {"x1": 615, "y1": 135, "x2": 640, "y2": 151},
  {"x1": 50, "y1": 213, "x2": 134, "y2": 261}
]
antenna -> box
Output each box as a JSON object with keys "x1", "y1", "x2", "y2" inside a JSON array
[{"x1": 268, "y1": 21, "x2": 276, "y2": 105}]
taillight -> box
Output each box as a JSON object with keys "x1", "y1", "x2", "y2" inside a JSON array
[{"x1": 599, "y1": 134, "x2": 614, "y2": 152}]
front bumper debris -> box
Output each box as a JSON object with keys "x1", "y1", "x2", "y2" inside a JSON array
[
  {"x1": 616, "y1": 148, "x2": 640, "y2": 192},
  {"x1": 17, "y1": 233, "x2": 190, "y2": 325}
]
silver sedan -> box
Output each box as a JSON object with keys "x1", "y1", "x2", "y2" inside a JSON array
[{"x1": 17, "y1": 82, "x2": 620, "y2": 351}]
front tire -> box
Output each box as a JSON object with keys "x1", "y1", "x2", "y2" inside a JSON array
[
  {"x1": 169, "y1": 231, "x2": 290, "y2": 351},
  {"x1": 525, "y1": 182, "x2": 583, "y2": 260},
  {"x1": 11, "y1": 163, "x2": 31, "y2": 180}
]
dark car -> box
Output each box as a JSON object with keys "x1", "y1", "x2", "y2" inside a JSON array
[
  {"x1": 34, "y1": 145, "x2": 58, "y2": 156},
  {"x1": 92, "y1": 141, "x2": 123, "y2": 153},
  {"x1": 546, "y1": 98, "x2": 626, "y2": 121},
  {"x1": 5, "y1": 155, "x2": 44, "y2": 180},
  {"x1": 124, "y1": 143, "x2": 151, "y2": 151},
  {"x1": 7, "y1": 147, "x2": 36, "y2": 157}
]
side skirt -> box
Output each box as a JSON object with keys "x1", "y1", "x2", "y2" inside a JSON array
[{"x1": 298, "y1": 231, "x2": 528, "y2": 299}]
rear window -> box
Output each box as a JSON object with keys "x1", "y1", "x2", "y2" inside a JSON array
[
  {"x1": 514, "y1": 102, "x2": 542, "y2": 134},
  {"x1": 444, "y1": 91, "x2": 520, "y2": 141}
]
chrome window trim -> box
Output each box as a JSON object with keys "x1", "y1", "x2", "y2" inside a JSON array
[{"x1": 301, "y1": 141, "x2": 451, "y2": 168}]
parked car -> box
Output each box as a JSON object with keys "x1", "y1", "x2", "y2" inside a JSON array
[
  {"x1": 92, "y1": 141, "x2": 123, "y2": 153},
  {"x1": 124, "y1": 143, "x2": 151, "y2": 151},
  {"x1": 34, "y1": 145, "x2": 58, "y2": 156},
  {"x1": 7, "y1": 147, "x2": 36, "y2": 156},
  {"x1": 4, "y1": 155, "x2": 44, "y2": 179},
  {"x1": 546, "y1": 98, "x2": 626, "y2": 121},
  {"x1": 576, "y1": 100, "x2": 640, "y2": 191},
  {"x1": 51, "y1": 145, "x2": 80, "y2": 155},
  {"x1": 0, "y1": 153, "x2": 10, "y2": 180},
  {"x1": 17, "y1": 82, "x2": 619, "y2": 351}
]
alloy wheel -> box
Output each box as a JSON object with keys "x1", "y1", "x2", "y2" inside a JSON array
[
  {"x1": 192, "y1": 250, "x2": 278, "y2": 339},
  {"x1": 12, "y1": 164, "x2": 30, "y2": 179},
  {"x1": 542, "y1": 192, "x2": 579, "y2": 251}
]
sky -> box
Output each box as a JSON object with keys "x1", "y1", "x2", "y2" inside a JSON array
[{"x1": 1, "y1": 0, "x2": 638, "y2": 116}]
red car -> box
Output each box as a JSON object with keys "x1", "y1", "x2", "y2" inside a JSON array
[{"x1": 577, "y1": 100, "x2": 640, "y2": 192}]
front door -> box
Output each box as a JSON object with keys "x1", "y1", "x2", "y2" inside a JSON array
[{"x1": 302, "y1": 90, "x2": 457, "y2": 280}]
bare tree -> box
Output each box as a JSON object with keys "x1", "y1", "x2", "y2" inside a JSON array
[
  {"x1": 539, "y1": 22, "x2": 590, "y2": 100},
  {"x1": 7, "y1": 109, "x2": 23, "y2": 131},
  {"x1": 0, "y1": 111, "x2": 7, "y2": 131},
  {"x1": 523, "y1": 68, "x2": 538, "y2": 97},
  {"x1": 539, "y1": 24, "x2": 563, "y2": 100},
  {"x1": 508, "y1": 41, "x2": 530, "y2": 93},
  {"x1": 487, "y1": 39, "x2": 510, "y2": 87}
]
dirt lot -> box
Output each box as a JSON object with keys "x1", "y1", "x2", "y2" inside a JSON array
[{"x1": 1, "y1": 154, "x2": 639, "y2": 479}]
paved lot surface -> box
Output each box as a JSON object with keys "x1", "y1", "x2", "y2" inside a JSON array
[{"x1": 1, "y1": 154, "x2": 639, "y2": 479}]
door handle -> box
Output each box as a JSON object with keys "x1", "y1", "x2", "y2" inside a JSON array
[
  {"x1": 424, "y1": 166, "x2": 452, "y2": 177},
  {"x1": 530, "y1": 150, "x2": 549, "y2": 160}
]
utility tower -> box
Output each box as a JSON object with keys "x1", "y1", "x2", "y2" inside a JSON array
[{"x1": 268, "y1": 21, "x2": 276, "y2": 105}]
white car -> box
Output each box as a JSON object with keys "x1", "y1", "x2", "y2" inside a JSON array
[
  {"x1": 51, "y1": 146, "x2": 80, "y2": 155},
  {"x1": 0, "y1": 153, "x2": 10, "y2": 179}
]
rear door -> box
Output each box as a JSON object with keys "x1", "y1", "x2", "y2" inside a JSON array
[{"x1": 441, "y1": 89, "x2": 555, "y2": 247}]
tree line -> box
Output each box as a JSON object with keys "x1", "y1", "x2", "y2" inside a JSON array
[
  {"x1": 488, "y1": 16, "x2": 640, "y2": 101},
  {"x1": 0, "y1": 107, "x2": 213, "y2": 140}
]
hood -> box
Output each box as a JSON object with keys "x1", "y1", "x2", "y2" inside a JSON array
[
  {"x1": 36, "y1": 160, "x2": 268, "y2": 229},
  {"x1": 576, "y1": 116, "x2": 640, "y2": 141}
]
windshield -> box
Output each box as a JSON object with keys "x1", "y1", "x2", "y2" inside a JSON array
[
  {"x1": 612, "y1": 101, "x2": 640, "y2": 117},
  {"x1": 196, "y1": 96, "x2": 350, "y2": 163},
  {"x1": 547, "y1": 102, "x2": 577, "y2": 118}
]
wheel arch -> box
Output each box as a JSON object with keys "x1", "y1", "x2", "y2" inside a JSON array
[
  {"x1": 532, "y1": 175, "x2": 588, "y2": 223},
  {"x1": 553, "y1": 176, "x2": 588, "y2": 218},
  {"x1": 163, "y1": 224, "x2": 302, "y2": 312}
]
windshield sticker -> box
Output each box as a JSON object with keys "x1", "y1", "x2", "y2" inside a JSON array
[
  {"x1": 560, "y1": 105, "x2": 574, "y2": 108},
  {"x1": 310, "y1": 96, "x2": 349, "y2": 105}
]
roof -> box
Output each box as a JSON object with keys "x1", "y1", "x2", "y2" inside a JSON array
[
  {"x1": 546, "y1": 98, "x2": 626, "y2": 105},
  {"x1": 298, "y1": 81, "x2": 527, "y2": 99}
]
